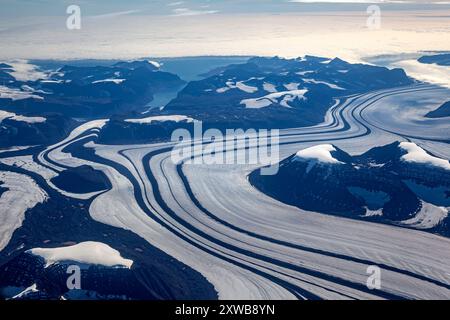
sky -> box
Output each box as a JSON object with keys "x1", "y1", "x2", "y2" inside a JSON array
[
  {"x1": 1, "y1": 0, "x2": 450, "y2": 17},
  {"x1": 0, "y1": 0, "x2": 449, "y2": 62}
]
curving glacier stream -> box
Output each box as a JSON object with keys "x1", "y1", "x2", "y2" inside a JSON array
[{"x1": 5, "y1": 84, "x2": 450, "y2": 300}]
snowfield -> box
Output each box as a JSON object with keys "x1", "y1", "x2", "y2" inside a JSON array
[
  {"x1": 400, "y1": 142, "x2": 450, "y2": 171},
  {"x1": 0, "y1": 155, "x2": 57, "y2": 180},
  {"x1": 148, "y1": 60, "x2": 161, "y2": 69},
  {"x1": 3, "y1": 60, "x2": 48, "y2": 82},
  {"x1": 92, "y1": 79, "x2": 125, "y2": 84},
  {"x1": 0, "y1": 86, "x2": 43, "y2": 101},
  {"x1": 303, "y1": 78, "x2": 345, "y2": 90},
  {"x1": 263, "y1": 82, "x2": 277, "y2": 93},
  {"x1": 241, "y1": 89, "x2": 308, "y2": 109},
  {"x1": 217, "y1": 80, "x2": 258, "y2": 94},
  {"x1": 125, "y1": 115, "x2": 195, "y2": 124},
  {"x1": 0, "y1": 171, "x2": 48, "y2": 251},
  {"x1": 28, "y1": 241, "x2": 133, "y2": 268},
  {"x1": 401, "y1": 201, "x2": 448, "y2": 229},
  {"x1": 294, "y1": 144, "x2": 344, "y2": 164},
  {"x1": 0, "y1": 110, "x2": 46, "y2": 123}
]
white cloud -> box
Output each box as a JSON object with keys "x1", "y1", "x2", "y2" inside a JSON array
[
  {"x1": 0, "y1": 11, "x2": 449, "y2": 61},
  {"x1": 167, "y1": 1, "x2": 185, "y2": 6},
  {"x1": 171, "y1": 8, "x2": 218, "y2": 16},
  {"x1": 90, "y1": 10, "x2": 141, "y2": 19}
]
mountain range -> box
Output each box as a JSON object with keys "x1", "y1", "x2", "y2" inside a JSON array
[{"x1": 250, "y1": 142, "x2": 450, "y2": 235}]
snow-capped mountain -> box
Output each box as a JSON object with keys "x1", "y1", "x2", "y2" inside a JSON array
[
  {"x1": 0, "y1": 241, "x2": 215, "y2": 300},
  {"x1": 0, "y1": 60, "x2": 185, "y2": 146},
  {"x1": 0, "y1": 59, "x2": 184, "y2": 118},
  {"x1": 164, "y1": 56, "x2": 413, "y2": 129},
  {"x1": 0, "y1": 56, "x2": 414, "y2": 147},
  {"x1": 96, "y1": 115, "x2": 197, "y2": 145},
  {"x1": 250, "y1": 142, "x2": 450, "y2": 234},
  {"x1": 426, "y1": 100, "x2": 450, "y2": 118},
  {"x1": 0, "y1": 112, "x2": 74, "y2": 148}
]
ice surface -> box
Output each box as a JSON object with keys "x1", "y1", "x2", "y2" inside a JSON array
[
  {"x1": 125, "y1": 115, "x2": 195, "y2": 124},
  {"x1": 294, "y1": 144, "x2": 343, "y2": 164},
  {"x1": 400, "y1": 142, "x2": 450, "y2": 170},
  {"x1": 241, "y1": 89, "x2": 308, "y2": 109},
  {"x1": 0, "y1": 171, "x2": 48, "y2": 251},
  {"x1": 28, "y1": 241, "x2": 133, "y2": 268}
]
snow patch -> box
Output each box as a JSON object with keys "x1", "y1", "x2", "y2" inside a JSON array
[
  {"x1": 28, "y1": 241, "x2": 133, "y2": 268},
  {"x1": 148, "y1": 60, "x2": 161, "y2": 69},
  {"x1": 0, "y1": 86, "x2": 44, "y2": 101},
  {"x1": 263, "y1": 82, "x2": 277, "y2": 93},
  {"x1": 240, "y1": 97, "x2": 272, "y2": 109},
  {"x1": 296, "y1": 71, "x2": 313, "y2": 76},
  {"x1": 0, "y1": 155, "x2": 57, "y2": 180},
  {"x1": 284, "y1": 83, "x2": 300, "y2": 90},
  {"x1": 5, "y1": 60, "x2": 48, "y2": 81},
  {"x1": 399, "y1": 142, "x2": 450, "y2": 171},
  {"x1": 364, "y1": 208, "x2": 383, "y2": 217},
  {"x1": 92, "y1": 79, "x2": 125, "y2": 84},
  {"x1": 12, "y1": 284, "x2": 39, "y2": 299},
  {"x1": 303, "y1": 78, "x2": 345, "y2": 90},
  {"x1": 216, "y1": 81, "x2": 258, "y2": 94},
  {"x1": 0, "y1": 171, "x2": 48, "y2": 251},
  {"x1": 241, "y1": 89, "x2": 308, "y2": 109},
  {"x1": 293, "y1": 144, "x2": 344, "y2": 164},
  {"x1": 401, "y1": 201, "x2": 448, "y2": 229},
  {"x1": 40, "y1": 80, "x2": 63, "y2": 84},
  {"x1": 125, "y1": 115, "x2": 195, "y2": 124},
  {"x1": 0, "y1": 110, "x2": 46, "y2": 124}
]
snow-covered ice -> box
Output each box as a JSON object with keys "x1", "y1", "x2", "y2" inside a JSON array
[
  {"x1": 4, "y1": 60, "x2": 48, "y2": 81},
  {"x1": 92, "y1": 79, "x2": 125, "y2": 84},
  {"x1": 303, "y1": 78, "x2": 345, "y2": 90},
  {"x1": 399, "y1": 142, "x2": 450, "y2": 171},
  {"x1": 0, "y1": 155, "x2": 57, "y2": 180},
  {"x1": 216, "y1": 81, "x2": 258, "y2": 94},
  {"x1": 0, "y1": 110, "x2": 46, "y2": 124},
  {"x1": 263, "y1": 82, "x2": 277, "y2": 93},
  {"x1": 241, "y1": 89, "x2": 308, "y2": 109},
  {"x1": 294, "y1": 144, "x2": 344, "y2": 164},
  {"x1": 28, "y1": 241, "x2": 133, "y2": 268},
  {"x1": 0, "y1": 171, "x2": 48, "y2": 251},
  {"x1": 284, "y1": 83, "x2": 300, "y2": 90},
  {"x1": 12, "y1": 284, "x2": 38, "y2": 299},
  {"x1": 125, "y1": 115, "x2": 195, "y2": 124},
  {"x1": 0, "y1": 86, "x2": 43, "y2": 101},
  {"x1": 148, "y1": 60, "x2": 161, "y2": 69},
  {"x1": 401, "y1": 201, "x2": 448, "y2": 229}
]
